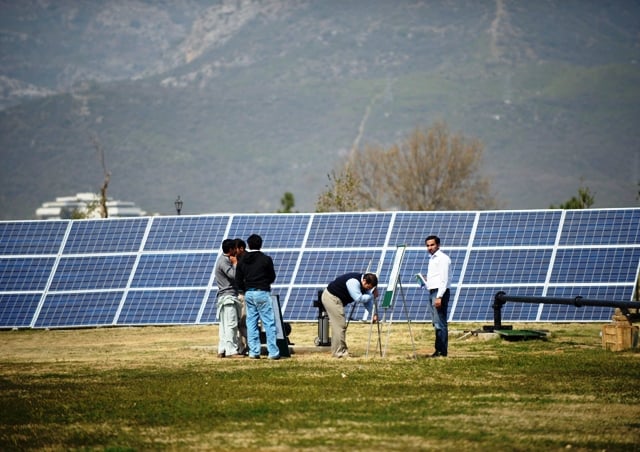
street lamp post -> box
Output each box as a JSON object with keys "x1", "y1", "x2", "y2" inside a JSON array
[{"x1": 174, "y1": 196, "x2": 183, "y2": 215}]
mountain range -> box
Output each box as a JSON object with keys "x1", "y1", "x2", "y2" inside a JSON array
[{"x1": 1, "y1": 0, "x2": 639, "y2": 220}]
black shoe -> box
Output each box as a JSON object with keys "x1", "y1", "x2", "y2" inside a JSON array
[
  {"x1": 430, "y1": 352, "x2": 443, "y2": 358},
  {"x1": 249, "y1": 355, "x2": 260, "y2": 359}
]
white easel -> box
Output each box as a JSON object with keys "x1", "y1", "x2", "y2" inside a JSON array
[{"x1": 366, "y1": 244, "x2": 417, "y2": 358}]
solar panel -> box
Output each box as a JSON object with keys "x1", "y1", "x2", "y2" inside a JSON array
[
  {"x1": 0, "y1": 220, "x2": 67, "y2": 255},
  {"x1": 560, "y1": 209, "x2": 640, "y2": 245},
  {"x1": 389, "y1": 212, "x2": 475, "y2": 247},
  {"x1": 34, "y1": 292, "x2": 123, "y2": 328},
  {"x1": 0, "y1": 257, "x2": 56, "y2": 291},
  {"x1": 145, "y1": 216, "x2": 229, "y2": 251},
  {"x1": 0, "y1": 209, "x2": 638, "y2": 329},
  {"x1": 294, "y1": 251, "x2": 384, "y2": 285},
  {"x1": 402, "y1": 249, "x2": 466, "y2": 285},
  {"x1": 283, "y1": 287, "x2": 322, "y2": 321},
  {"x1": 269, "y1": 251, "x2": 302, "y2": 285},
  {"x1": 464, "y1": 249, "x2": 552, "y2": 285},
  {"x1": 473, "y1": 210, "x2": 561, "y2": 246},
  {"x1": 228, "y1": 214, "x2": 311, "y2": 248},
  {"x1": 198, "y1": 290, "x2": 219, "y2": 324},
  {"x1": 117, "y1": 289, "x2": 204, "y2": 325},
  {"x1": 64, "y1": 218, "x2": 147, "y2": 254},
  {"x1": 550, "y1": 248, "x2": 640, "y2": 284},
  {"x1": 306, "y1": 213, "x2": 393, "y2": 248},
  {"x1": 540, "y1": 286, "x2": 633, "y2": 322},
  {"x1": 50, "y1": 255, "x2": 136, "y2": 291},
  {"x1": 131, "y1": 253, "x2": 217, "y2": 288},
  {"x1": 0, "y1": 294, "x2": 41, "y2": 327}
]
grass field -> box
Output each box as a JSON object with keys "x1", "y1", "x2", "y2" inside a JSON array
[{"x1": 1, "y1": 322, "x2": 639, "y2": 451}]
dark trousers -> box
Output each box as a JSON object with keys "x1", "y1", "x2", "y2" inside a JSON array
[{"x1": 429, "y1": 288, "x2": 449, "y2": 356}]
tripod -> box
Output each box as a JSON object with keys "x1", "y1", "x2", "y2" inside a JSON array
[{"x1": 366, "y1": 245, "x2": 416, "y2": 358}]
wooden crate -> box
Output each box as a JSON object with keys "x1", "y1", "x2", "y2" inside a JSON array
[{"x1": 602, "y1": 324, "x2": 639, "y2": 352}]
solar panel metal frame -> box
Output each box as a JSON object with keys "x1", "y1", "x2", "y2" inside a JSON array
[{"x1": 0, "y1": 209, "x2": 638, "y2": 329}]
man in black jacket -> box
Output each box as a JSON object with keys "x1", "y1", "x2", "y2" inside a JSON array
[
  {"x1": 321, "y1": 272, "x2": 378, "y2": 358},
  {"x1": 235, "y1": 234, "x2": 280, "y2": 360}
]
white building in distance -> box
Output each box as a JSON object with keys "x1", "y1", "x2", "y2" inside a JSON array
[{"x1": 35, "y1": 193, "x2": 146, "y2": 219}]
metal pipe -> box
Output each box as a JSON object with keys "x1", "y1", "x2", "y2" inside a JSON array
[
  {"x1": 494, "y1": 291, "x2": 640, "y2": 310},
  {"x1": 492, "y1": 291, "x2": 640, "y2": 328}
]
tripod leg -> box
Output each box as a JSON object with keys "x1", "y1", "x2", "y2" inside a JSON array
[
  {"x1": 398, "y1": 282, "x2": 417, "y2": 359},
  {"x1": 376, "y1": 310, "x2": 383, "y2": 356},
  {"x1": 345, "y1": 302, "x2": 356, "y2": 330},
  {"x1": 366, "y1": 301, "x2": 383, "y2": 357}
]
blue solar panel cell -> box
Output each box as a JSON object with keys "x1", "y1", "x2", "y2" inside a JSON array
[
  {"x1": 283, "y1": 287, "x2": 323, "y2": 321},
  {"x1": 198, "y1": 290, "x2": 219, "y2": 324},
  {"x1": 0, "y1": 221, "x2": 68, "y2": 255},
  {"x1": 389, "y1": 212, "x2": 475, "y2": 247},
  {"x1": 560, "y1": 209, "x2": 640, "y2": 246},
  {"x1": 266, "y1": 251, "x2": 300, "y2": 286},
  {"x1": 449, "y1": 287, "x2": 494, "y2": 322},
  {"x1": 474, "y1": 211, "x2": 562, "y2": 246},
  {"x1": 376, "y1": 286, "x2": 434, "y2": 322},
  {"x1": 374, "y1": 249, "x2": 396, "y2": 283},
  {"x1": 64, "y1": 218, "x2": 148, "y2": 254},
  {"x1": 132, "y1": 254, "x2": 217, "y2": 288},
  {"x1": 0, "y1": 257, "x2": 55, "y2": 291},
  {"x1": 294, "y1": 250, "x2": 384, "y2": 285},
  {"x1": 0, "y1": 293, "x2": 41, "y2": 327},
  {"x1": 546, "y1": 285, "x2": 634, "y2": 302},
  {"x1": 34, "y1": 292, "x2": 122, "y2": 327},
  {"x1": 406, "y1": 288, "x2": 433, "y2": 322},
  {"x1": 145, "y1": 216, "x2": 230, "y2": 251},
  {"x1": 118, "y1": 290, "x2": 204, "y2": 324},
  {"x1": 539, "y1": 304, "x2": 612, "y2": 322},
  {"x1": 550, "y1": 248, "x2": 640, "y2": 284},
  {"x1": 401, "y1": 249, "x2": 466, "y2": 288},
  {"x1": 464, "y1": 249, "x2": 552, "y2": 284},
  {"x1": 399, "y1": 250, "x2": 429, "y2": 287},
  {"x1": 540, "y1": 286, "x2": 634, "y2": 321},
  {"x1": 306, "y1": 213, "x2": 392, "y2": 248},
  {"x1": 49, "y1": 255, "x2": 136, "y2": 291},
  {"x1": 452, "y1": 287, "x2": 542, "y2": 322},
  {"x1": 228, "y1": 214, "x2": 311, "y2": 248}
]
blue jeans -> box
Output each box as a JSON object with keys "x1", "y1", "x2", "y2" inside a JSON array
[
  {"x1": 429, "y1": 289, "x2": 449, "y2": 356},
  {"x1": 245, "y1": 290, "x2": 280, "y2": 359}
]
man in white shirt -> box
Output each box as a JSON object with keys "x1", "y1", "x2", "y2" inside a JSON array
[{"x1": 425, "y1": 235, "x2": 451, "y2": 357}]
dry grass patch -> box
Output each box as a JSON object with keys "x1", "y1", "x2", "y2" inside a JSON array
[{"x1": 1, "y1": 322, "x2": 639, "y2": 451}]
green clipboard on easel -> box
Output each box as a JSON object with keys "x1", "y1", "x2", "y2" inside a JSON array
[{"x1": 373, "y1": 244, "x2": 417, "y2": 359}]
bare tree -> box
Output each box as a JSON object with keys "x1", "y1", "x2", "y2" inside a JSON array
[
  {"x1": 317, "y1": 121, "x2": 501, "y2": 211},
  {"x1": 91, "y1": 135, "x2": 111, "y2": 218}
]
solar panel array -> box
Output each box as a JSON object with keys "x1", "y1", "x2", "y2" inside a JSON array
[{"x1": 1, "y1": 209, "x2": 638, "y2": 329}]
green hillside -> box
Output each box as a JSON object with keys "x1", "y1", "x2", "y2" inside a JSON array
[{"x1": 0, "y1": 1, "x2": 639, "y2": 219}]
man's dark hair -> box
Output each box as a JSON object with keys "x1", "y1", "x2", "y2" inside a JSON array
[
  {"x1": 221, "y1": 238, "x2": 235, "y2": 254},
  {"x1": 363, "y1": 273, "x2": 378, "y2": 286},
  {"x1": 247, "y1": 234, "x2": 263, "y2": 250},
  {"x1": 425, "y1": 235, "x2": 441, "y2": 245},
  {"x1": 233, "y1": 238, "x2": 246, "y2": 251}
]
